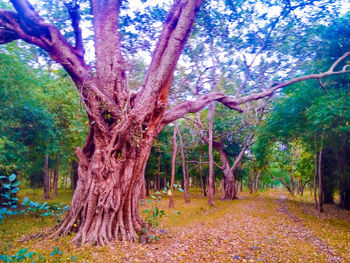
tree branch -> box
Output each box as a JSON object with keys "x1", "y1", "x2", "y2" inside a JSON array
[
  {"x1": 230, "y1": 134, "x2": 254, "y2": 173},
  {"x1": 0, "y1": 1, "x2": 121, "y2": 126},
  {"x1": 1, "y1": 1, "x2": 88, "y2": 84},
  {"x1": 161, "y1": 51, "x2": 350, "y2": 125},
  {"x1": 133, "y1": 0, "x2": 203, "y2": 123},
  {"x1": 64, "y1": 0, "x2": 84, "y2": 57},
  {"x1": 265, "y1": 167, "x2": 294, "y2": 195}
]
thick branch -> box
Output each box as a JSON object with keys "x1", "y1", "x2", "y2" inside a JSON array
[
  {"x1": 0, "y1": 1, "x2": 121, "y2": 126},
  {"x1": 1, "y1": 2, "x2": 88, "y2": 84},
  {"x1": 0, "y1": 24, "x2": 18, "y2": 43},
  {"x1": 90, "y1": 0, "x2": 128, "y2": 106},
  {"x1": 133, "y1": 0, "x2": 203, "y2": 123}
]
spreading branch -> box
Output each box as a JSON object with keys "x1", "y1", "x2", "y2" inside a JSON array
[{"x1": 162, "y1": 51, "x2": 350, "y2": 125}]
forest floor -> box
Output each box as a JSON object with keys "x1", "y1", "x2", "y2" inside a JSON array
[{"x1": 1, "y1": 188, "x2": 350, "y2": 262}]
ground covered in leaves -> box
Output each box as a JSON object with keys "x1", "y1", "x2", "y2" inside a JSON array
[{"x1": 1, "y1": 188, "x2": 349, "y2": 262}]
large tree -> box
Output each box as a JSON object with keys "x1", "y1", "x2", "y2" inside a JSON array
[{"x1": 0, "y1": 0, "x2": 349, "y2": 245}]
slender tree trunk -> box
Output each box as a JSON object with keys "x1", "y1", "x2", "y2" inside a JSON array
[
  {"x1": 314, "y1": 142, "x2": 318, "y2": 210},
  {"x1": 64, "y1": 174, "x2": 68, "y2": 189},
  {"x1": 234, "y1": 180, "x2": 239, "y2": 196},
  {"x1": 300, "y1": 183, "x2": 305, "y2": 196},
  {"x1": 71, "y1": 160, "x2": 78, "y2": 191},
  {"x1": 249, "y1": 175, "x2": 254, "y2": 194},
  {"x1": 145, "y1": 177, "x2": 150, "y2": 197},
  {"x1": 154, "y1": 147, "x2": 162, "y2": 192},
  {"x1": 169, "y1": 123, "x2": 178, "y2": 208},
  {"x1": 290, "y1": 159, "x2": 296, "y2": 195},
  {"x1": 318, "y1": 141, "x2": 324, "y2": 213},
  {"x1": 48, "y1": 169, "x2": 52, "y2": 192},
  {"x1": 199, "y1": 154, "x2": 207, "y2": 196},
  {"x1": 43, "y1": 155, "x2": 50, "y2": 200},
  {"x1": 177, "y1": 126, "x2": 189, "y2": 203},
  {"x1": 296, "y1": 180, "x2": 300, "y2": 195},
  {"x1": 207, "y1": 102, "x2": 215, "y2": 206},
  {"x1": 254, "y1": 170, "x2": 261, "y2": 191},
  {"x1": 157, "y1": 175, "x2": 161, "y2": 192},
  {"x1": 53, "y1": 155, "x2": 59, "y2": 197}
]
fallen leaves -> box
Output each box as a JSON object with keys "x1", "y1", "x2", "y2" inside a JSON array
[{"x1": 2, "y1": 189, "x2": 350, "y2": 262}]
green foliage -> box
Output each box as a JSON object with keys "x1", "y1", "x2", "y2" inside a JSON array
[
  {"x1": 143, "y1": 205, "x2": 166, "y2": 228},
  {"x1": 0, "y1": 174, "x2": 19, "y2": 207},
  {"x1": 0, "y1": 246, "x2": 73, "y2": 263},
  {"x1": 0, "y1": 174, "x2": 25, "y2": 225},
  {"x1": 0, "y1": 45, "x2": 87, "y2": 187},
  {"x1": 0, "y1": 248, "x2": 37, "y2": 262},
  {"x1": 50, "y1": 247, "x2": 63, "y2": 257},
  {"x1": 21, "y1": 197, "x2": 69, "y2": 222},
  {"x1": 142, "y1": 191, "x2": 165, "y2": 228},
  {"x1": 0, "y1": 176, "x2": 70, "y2": 225}
]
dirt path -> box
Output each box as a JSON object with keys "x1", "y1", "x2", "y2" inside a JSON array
[
  {"x1": 276, "y1": 195, "x2": 342, "y2": 263},
  {"x1": 92, "y1": 191, "x2": 342, "y2": 263}
]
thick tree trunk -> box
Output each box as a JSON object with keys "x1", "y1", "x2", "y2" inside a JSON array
[
  {"x1": 50, "y1": 127, "x2": 154, "y2": 245},
  {"x1": 220, "y1": 167, "x2": 236, "y2": 200},
  {"x1": 140, "y1": 176, "x2": 146, "y2": 203},
  {"x1": 43, "y1": 155, "x2": 50, "y2": 200},
  {"x1": 53, "y1": 155, "x2": 59, "y2": 197},
  {"x1": 169, "y1": 123, "x2": 178, "y2": 208}
]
